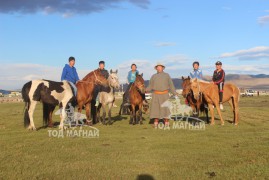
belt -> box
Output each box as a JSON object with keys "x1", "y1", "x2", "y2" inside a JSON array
[{"x1": 154, "y1": 90, "x2": 169, "y2": 94}]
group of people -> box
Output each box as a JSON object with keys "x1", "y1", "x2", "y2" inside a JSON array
[
  {"x1": 60, "y1": 56, "x2": 225, "y2": 128},
  {"x1": 189, "y1": 61, "x2": 225, "y2": 110}
]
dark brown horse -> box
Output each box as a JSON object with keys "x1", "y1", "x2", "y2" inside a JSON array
[
  {"x1": 76, "y1": 69, "x2": 108, "y2": 125},
  {"x1": 129, "y1": 73, "x2": 145, "y2": 125},
  {"x1": 182, "y1": 76, "x2": 209, "y2": 123}
]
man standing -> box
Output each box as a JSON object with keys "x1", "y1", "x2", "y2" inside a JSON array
[
  {"x1": 61, "y1": 56, "x2": 80, "y2": 95},
  {"x1": 146, "y1": 63, "x2": 178, "y2": 128}
]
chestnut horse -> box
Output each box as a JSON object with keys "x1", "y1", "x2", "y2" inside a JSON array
[
  {"x1": 182, "y1": 76, "x2": 209, "y2": 123},
  {"x1": 129, "y1": 73, "x2": 145, "y2": 125},
  {"x1": 190, "y1": 78, "x2": 240, "y2": 125},
  {"x1": 76, "y1": 69, "x2": 108, "y2": 125}
]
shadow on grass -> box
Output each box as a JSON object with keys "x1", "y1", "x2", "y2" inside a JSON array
[{"x1": 136, "y1": 174, "x2": 155, "y2": 180}]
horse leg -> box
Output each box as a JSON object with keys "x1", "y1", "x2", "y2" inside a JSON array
[
  {"x1": 85, "y1": 103, "x2": 92, "y2": 126},
  {"x1": 233, "y1": 96, "x2": 240, "y2": 125},
  {"x1": 48, "y1": 105, "x2": 56, "y2": 127},
  {"x1": 215, "y1": 102, "x2": 224, "y2": 125},
  {"x1": 208, "y1": 103, "x2": 215, "y2": 125},
  {"x1": 28, "y1": 101, "x2": 37, "y2": 130},
  {"x1": 59, "y1": 103, "x2": 67, "y2": 130},
  {"x1": 131, "y1": 105, "x2": 136, "y2": 125},
  {"x1": 102, "y1": 104, "x2": 107, "y2": 125},
  {"x1": 96, "y1": 104, "x2": 100, "y2": 124},
  {"x1": 205, "y1": 106, "x2": 209, "y2": 124},
  {"x1": 119, "y1": 103, "x2": 123, "y2": 115},
  {"x1": 228, "y1": 99, "x2": 235, "y2": 124},
  {"x1": 108, "y1": 103, "x2": 113, "y2": 125},
  {"x1": 139, "y1": 104, "x2": 143, "y2": 125}
]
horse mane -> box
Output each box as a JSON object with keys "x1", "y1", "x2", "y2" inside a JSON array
[
  {"x1": 82, "y1": 69, "x2": 100, "y2": 81},
  {"x1": 190, "y1": 78, "x2": 210, "y2": 84}
]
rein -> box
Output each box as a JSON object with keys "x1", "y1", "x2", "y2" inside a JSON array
[{"x1": 93, "y1": 71, "x2": 104, "y2": 85}]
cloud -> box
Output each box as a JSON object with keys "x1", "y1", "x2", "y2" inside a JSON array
[
  {"x1": 0, "y1": 0, "x2": 150, "y2": 16},
  {"x1": 258, "y1": 15, "x2": 269, "y2": 25},
  {"x1": 222, "y1": 6, "x2": 232, "y2": 11},
  {"x1": 219, "y1": 46, "x2": 269, "y2": 60},
  {"x1": 0, "y1": 63, "x2": 90, "y2": 90},
  {"x1": 154, "y1": 42, "x2": 176, "y2": 47}
]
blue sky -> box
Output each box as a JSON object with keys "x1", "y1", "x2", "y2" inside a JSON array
[{"x1": 1, "y1": 0, "x2": 269, "y2": 89}]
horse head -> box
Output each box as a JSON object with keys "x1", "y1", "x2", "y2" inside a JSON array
[
  {"x1": 108, "y1": 69, "x2": 120, "y2": 89},
  {"x1": 181, "y1": 76, "x2": 192, "y2": 98},
  {"x1": 134, "y1": 73, "x2": 145, "y2": 94},
  {"x1": 190, "y1": 78, "x2": 200, "y2": 100}
]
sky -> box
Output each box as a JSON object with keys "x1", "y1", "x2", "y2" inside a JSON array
[{"x1": 1, "y1": 0, "x2": 269, "y2": 90}]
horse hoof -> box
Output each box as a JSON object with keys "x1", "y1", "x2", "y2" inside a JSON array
[
  {"x1": 221, "y1": 123, "x2": 224, "y2": 126},
  {"x1": 210, "y1": 123, "x2": 215, "y2": 126},
  {"x1": 140, "y1": 122, "x2": 143, "y2": 125}
]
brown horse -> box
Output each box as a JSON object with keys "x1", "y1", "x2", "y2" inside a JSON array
[
  {"x1": 129, "y1": 73, "x2": 145, "y2": 125},
  {"x1": 76, "y1": 69, "x2": 109, "y2": 125},
  {"x1": 182, "y1": 76, "x2": 209, "y2": 123},
  {"x1": 190, "y1": 78, "x2": 240, "y2": 125}
]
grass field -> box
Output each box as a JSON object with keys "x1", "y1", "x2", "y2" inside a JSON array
[{"x1": 0, "y1": 96, "x2": 269, "y2": 179}]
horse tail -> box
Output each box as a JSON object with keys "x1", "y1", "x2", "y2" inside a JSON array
[{"x1": 22, "y1": 81, "x2": 32, "y2": 128}]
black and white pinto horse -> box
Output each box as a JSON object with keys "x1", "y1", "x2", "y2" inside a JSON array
[{"x1": 22, "y1": 79, "x2": 76, "y2": 130}]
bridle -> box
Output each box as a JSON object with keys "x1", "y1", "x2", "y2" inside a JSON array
[{"x1": 93, "y1": 70, "x2": 104, "y2": 85}]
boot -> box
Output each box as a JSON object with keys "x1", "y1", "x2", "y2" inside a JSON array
[
  {"x1": 154, "y1": 119, "x2": 159, "y2": 128},
  {"x1": 219, "y1": 92, "x2": 224, "y2": 110},
  {"x1": 164, "y1": 119, "x2": 169, "y2": 127}
]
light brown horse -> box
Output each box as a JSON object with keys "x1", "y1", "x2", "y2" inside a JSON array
[
  {"x1": 182, "y1": 76, "x2": 209, "y2": 123},
  {"x1": 76, "y1": 69, "x2": 108, "y2": 125},
  {"x1": 190, "y1": 78, "x2": 240, "y2": 125},
  {"x1": 129, "y1": 73, "x2": 145, "y2": 125}
]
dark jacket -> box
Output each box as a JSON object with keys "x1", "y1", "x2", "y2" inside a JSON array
[
  {"x1": 212, "y1": 69, "x2": 225, "y2": 84},
  {"x1": 99, "y1": 68, "x2": 109, "y2": 79}
]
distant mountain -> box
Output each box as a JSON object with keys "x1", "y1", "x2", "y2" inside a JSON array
[
  {"x1": 250, "y1": 74, "x2": 269, "y2": 78},
  {"x1": 118, "y1": 74, "x2": 269, "y2": 92}
]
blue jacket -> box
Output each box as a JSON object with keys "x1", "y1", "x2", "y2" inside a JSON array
[
  {"x1": 127, "y1": 70, "x2": 139, "y2": 83},
  {"x1": 190, "y1": 69, "x2": 203, "y2": 79},
  {"x1": 61, "y1": 64, "x2": 80, "y2": 84}
]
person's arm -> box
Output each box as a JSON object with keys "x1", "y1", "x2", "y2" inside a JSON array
[
  {"x1": 74, "y1": 68, "x2": 80, "y2": 83},
  {"x1": 168, "y1": 74, "x2": 177, "y2": 95},
  {"x1": 127, "y1": 71, "x2": 131, "y2": 84},
  {"x1": 146, "y1": 75, "x2": 154, "y2": 92},
  {"x1": 61, "y1": 67, "x2": 67, "y2": 81},
  {"x1": 214, "y1": 70, "x2": 225, "y2": 84},
  {"x1": 199, "y1": 70, "x2": 203, "y2": 79}
]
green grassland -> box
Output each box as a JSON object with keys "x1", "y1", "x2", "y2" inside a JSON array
[{"x1": 0, "y1": 96, "x2": 269, "y2": 179}]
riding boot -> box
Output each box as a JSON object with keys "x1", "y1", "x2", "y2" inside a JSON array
[
  {"x1": 154, "y1": 119, "x2": 159, "y2": 128},
  {"x1": 164, "y1": 119, "x2": 169, "y2": 127},
  {"x1": 123, "y1": 93, "x2": 130, "y2": 106}
]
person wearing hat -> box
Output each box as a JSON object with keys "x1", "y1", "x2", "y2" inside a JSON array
[
  {"x1": 190, "y1": 61, "x2": 203, "y2": 79},
  {"x1": 212, "y1": 61, "x2": 225, "y2": 110},
  {"x1": 61, "y1": 56, "x2": 80, "y2": 95},
  {"x1": 146, "y1": 63, "x2": 178, "y2": 128},
  {"x1": 94, "y1": 61, "x2": 109, "y2": 106}
]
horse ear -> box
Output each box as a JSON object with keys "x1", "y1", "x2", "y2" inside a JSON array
[
  {"x1": 182, "y1": 76, "x2": 184, "y2": 80},
  {"x1": 116, "y1": 69, "x2": 118, "y2": 74},
  {"x1": 141, "y1": 73, "x2": 143, "y2": 77},
  {"x1": 110, "y1": 69, "x2": 112, "y2": 74},
  {"x1": 188, "y1": 76, "x2": 190, "y2": 80}
]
